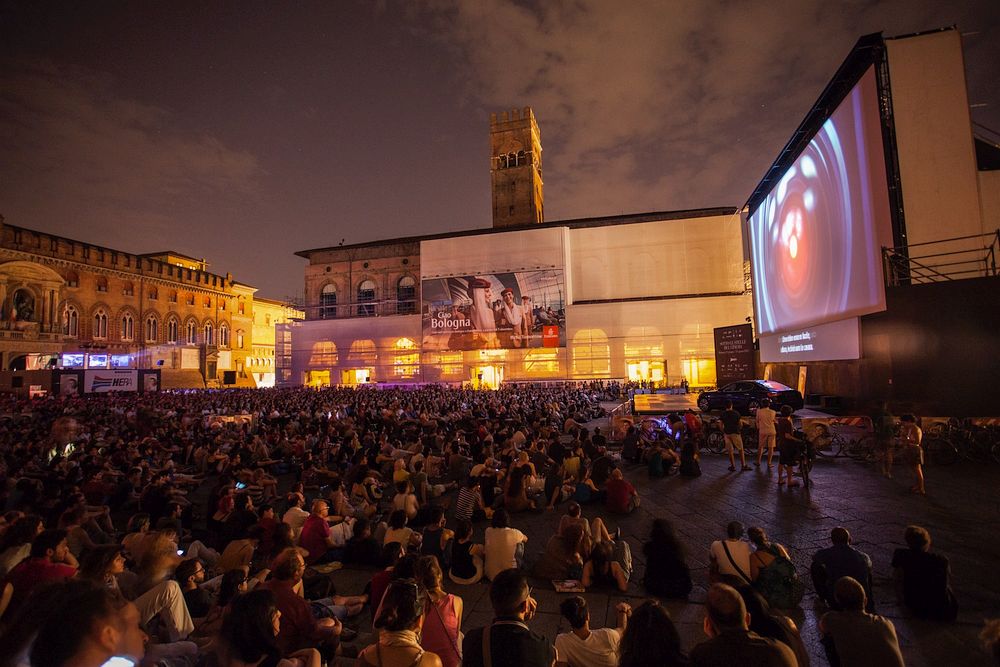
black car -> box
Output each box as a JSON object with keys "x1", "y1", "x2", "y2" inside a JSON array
[{"x1": 697, "y1": 380, "x2": 804, "y2": 414}]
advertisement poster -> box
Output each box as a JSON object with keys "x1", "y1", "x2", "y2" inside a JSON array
[
  {"x1": 141, "y1": 371, "x2": 160, "y2": 393},
  {"x1": 421, "y1": 270, "x2": 566, "y2": 351},
  {"x1": 84, "y1": 370, "x2": 138, "y2": 393},
  {"x1": 59, "y1": 373, "x2": 81, "y2": 396},
  {"x1": 713, "y1": 323, "x2": 755, "y2": 389}
]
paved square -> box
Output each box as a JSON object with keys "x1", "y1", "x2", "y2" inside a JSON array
[{"x1": 325, "y1": 439, "x2": 999, "y2": 666}]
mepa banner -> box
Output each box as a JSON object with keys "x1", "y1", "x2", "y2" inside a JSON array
[{"x1": 84, "y1": 369, "x2": 139, "y2": 393}]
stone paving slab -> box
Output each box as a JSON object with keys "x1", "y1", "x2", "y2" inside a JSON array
[{"x1": 324, "y1": 451, "x2": 999, "y2": 666}]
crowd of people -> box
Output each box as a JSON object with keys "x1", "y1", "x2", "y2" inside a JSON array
[{"x1": 0, "y1": 384, "x2": 982, "y2": 667}]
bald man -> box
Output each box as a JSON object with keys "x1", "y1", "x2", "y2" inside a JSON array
[{"x1": 691, "y1": 583, "x2": 796, "y2": 667}]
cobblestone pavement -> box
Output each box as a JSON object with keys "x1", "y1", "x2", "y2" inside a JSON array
[{"x1": 324, "y1": 441, "x2": 1000, "y2": 666}]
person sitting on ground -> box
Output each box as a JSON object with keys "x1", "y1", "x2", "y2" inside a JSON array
[
  {"x1": 448, "y1": 519, "x2": 485, "y2": 585},
  {"x1": 384, "y1": 510, "x2": 422, "y2": 550},
  {"x1": 735, "y1": 586, "x2": 810, "y2": 667},
  {"x1": 503, "y1": 466, "x2": 536, "y2": 512},
  {"x1": 4, "y1": 528, "x2": 79, "y2": 615},
  {"x1": 455, "y1": 477, "x2": 491, "y2": 523},
  {"x1": 810, "y1": 526, "x2": 875, "y2": 612},
  {"x1": 369, "y1": 542, "x2": 406, "y2": 616},
  {"x1": 555, "y1": 596, "x2": 630, "y2": 667},
  {"x1": 708, "y1": 521, "x2": 752, "y2": 586},
  {"x1": 462, "y1": 568, "x2": 555, "y2": 667},
  {"x1": 690, "y1": 583, "x2": 796, "y2": 667},
  {"x1": 15, "y1": 579, "x2": 147, "y2": 667},
  {"x1": 343, "y1": 517, "x2": 383, "y2": 565},
  {"x1": 557, "y1": 501, "x2": 611, "y2": 554},
  {"x1": 393, "y1": 481, "x2": 420, "y2": 522},
  {"x1": 617, "y1": 600, "x2": 689, "y2": 667},
  {"x1": 258, "y1": 550, "x2": 346, "y2": 656},
  {"x1": 415, "y1": 556, "x2": 464, "y2": 667},
  {"x1": 358, "y1": 578, "x2": 443, "y2": 667},
  {"x1": 216, "y1": 588, "x2": 321, "y2": 667},
  {"x1": 582, "y1": 538, "x2": 631, "y2": 593},
  {"x1": 483, "y1": 509, "x2": 528, "y2": 581},
  {"x1": 819, "y1": 576, "x2": 904, "y2": 667},
  {"x1": 281, "y1": 493, "x2": 309, "y2": 543},
  {"x1": 217, "y1": 524, "x2": 266, "y2": 574},
  {"x1": 420, "y1": 508, "x2": 454, "y2": 568},
  {"x1": 747, "y1": 527, "x2": 802, "y2": 609},
  {"x1": 534, "y1": 523, "x2": 586, "y2": 581},
  {"x1": 176, "y1": 557, "x2": 213, "y2": 619},
  {"x1": 642, "y1": 519, "x2": 692, "y2": 599},
  {"x1": 891, "y1": 524, "x2": 958, "y2": 621},
  {"x1": 604, "y1": 469, "x2": 639, "y2": 514}
]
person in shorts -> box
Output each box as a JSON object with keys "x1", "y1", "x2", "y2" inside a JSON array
[
  {"x1": 776, "y1": 405, "x2": 802, "y2": 488},
  {"x1": 720, "y1": 402, "x2": 749, "y2": 472},
  {"x1": 755, "y1": 399, "x2": 777, "y2": 469},
  {"x1": 899, "y1": 414, "x2": 925, "y2": 495}
]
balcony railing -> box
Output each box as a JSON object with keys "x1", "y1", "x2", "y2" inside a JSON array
[{"x1": 882, "y1": 230, "x2": 999, "y2": 286}]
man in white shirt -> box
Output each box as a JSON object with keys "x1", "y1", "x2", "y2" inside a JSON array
[
  {"x1": 555, "y1": 596, "x2": 629, "y2": 667},
  {"x1": 484, "y1": 509, "x2": 528, "y2": 580},
  {"x1": 709, "y1": 521, "x2": 753, "y2": 585},
  {"x1": 281, "y1": 492, "x2": 309, "y2": 542},
  {"x1": 755, "y1": 399, "x2": 778, "y2": 468}
]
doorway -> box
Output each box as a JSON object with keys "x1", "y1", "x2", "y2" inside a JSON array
[
  {"x1": 305, "y1": 370, "x2": 330, "y2": 388},
  {"x1": 471, "y1": 365, "x2": 503, "y2": 390},
  {"x1": 626, "y1": 360, "x2": 664, "y2": 383},
  {"x1": 341, "y1": 368, "x2": 371, "y2": 386}
]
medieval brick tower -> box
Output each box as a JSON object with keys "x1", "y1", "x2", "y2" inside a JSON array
[{"x1": 490, "y1": 107, "x2": 544, "y2": 228}]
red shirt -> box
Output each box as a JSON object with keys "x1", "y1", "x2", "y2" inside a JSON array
[
  {"x1": 260, "y1": 578, "x2": 324, "y2": 652},
  {"x1": 605, "y1": 478, "x2": 636, "y2": 513},
  {"x1": 299, "y1": 514, "x2": 331, "y2": 564},
  {"x1": 369, "y1": 569, "x2": 393, "y2": 615},
  {"x1": 6, "y1": 557, "x2": 77, "y2": 612}
]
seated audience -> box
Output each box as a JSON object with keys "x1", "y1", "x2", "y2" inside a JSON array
[
  {"x1": 819, "y1": 576, "x2": 904, "y2": 667},
  {"x1": 891, "y1": 524, "x2": 958, "y2": 621}
]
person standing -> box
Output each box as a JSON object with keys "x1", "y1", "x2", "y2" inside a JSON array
[
  {"x1": 775, "y1": 406, "x2": 801, "y2": 488},
  {"x1": 899, "y1": 414, "x2": 925, "y2": 495},
  {"x1": 872, "y1": 401, "x2": 896, "y2": 479},
  {"x1": 720, "y1": 403, "x2": 749, "y2": 472},
  {"x1": 755, "y1": 400, "x2": 777, "y2": 469}
]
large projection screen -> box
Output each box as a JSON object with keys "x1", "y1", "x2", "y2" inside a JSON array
[{"x1": 749, "y1": 66, "x2": 893, "y2": 336}]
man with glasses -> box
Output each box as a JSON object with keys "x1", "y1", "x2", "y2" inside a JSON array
[
  {"x1": 463, "y1": 568, "x2": 556, "y2": 667},
  {"x1": 175, "y1": 557, "x2": 211, "y2": 618}
]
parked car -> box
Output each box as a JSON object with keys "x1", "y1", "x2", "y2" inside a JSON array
[{"x1": 697, "y1": 380, "x2": 804, "y2": 414}]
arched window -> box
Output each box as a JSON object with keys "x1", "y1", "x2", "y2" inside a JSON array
[
  {"x1": 265, "y1": 314, "x2": 271, "y2": 326},
  {"x1": 65, "y1": 271, "x2": 79, "y2": 288},
  {"x1": 219, "y1": 323, "x2": 229, "y2": 347},
  {"x1": 236, "y1": 330, "x2": 245, "y2": 349},
  {"x1": 186, "y1": 320, "x2": 196, "y2": 345},
  {"x1": 167, "y1": 317, "x2": 179, "y2": 343},
  {"x1": 516, "y1": 150, "x2": 526, "y2": 166},
  {"x1": 320, "y1": 284, "x2": 337, "y2": 319},
  {"x1": 96, "y1": 277, "x2": 108, "y2": 292},
  {"x1": 146, "y1": 316, "x2": 158, "y2": 342},
  {"x1": 203, "y1": 296, "x2": 212, "y2": 309},
  {"x1": 397, "y1": 276, "x2": 416, "y2": 314},
  {"x1": 357, "y1": 280, "x2": 376, "y2": 317},
  {"x1": 238, "y1": 298, "x2": 246, "y2": 315},
  {"x1": 204, "y1": 322, "x2": 214, "y2": 345},
  {"x1": 122, "y1": 282, "x2": 134, "y2": 296},
  {"x1": 148, "y1": 287, "x2": 158, "y2": 300},
  {"x1": 63, "y1": 305, "x2": 79, "y2": 337},
  {"x1": 120, "y1": 313, "x2": 134, "y2": 341},
  {"x1": 93, "y1": 309, "x2": 108, "y2": 339}
]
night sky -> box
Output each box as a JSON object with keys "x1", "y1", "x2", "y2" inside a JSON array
[{"x1": 2, "y1": 1, "x2": 998, "y2": 302}]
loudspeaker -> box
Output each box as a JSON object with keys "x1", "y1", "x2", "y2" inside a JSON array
[
  {"x1": 156, "y1": 359, "x2": 165, "y2": 366},
  {"x1": 11, "y1": 377, "x2": 23, "y2": 388},
  {"x1": 223, "y1": 370, "x2": 237, "y2": 385}
]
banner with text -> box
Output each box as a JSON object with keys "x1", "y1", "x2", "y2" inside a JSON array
[
  {"x1": 421, "y1": 270, "x2": 566, "y2": 351},
  {"x1": 84, "y1": 370, "x2": 138, "y2": 393},
  {"x1": 713, "y1": 323, "x2": 755, "y2": 389}
]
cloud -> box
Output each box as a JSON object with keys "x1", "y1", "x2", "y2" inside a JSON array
[
  {"x1": 417, "y1": 0, "x2": 997, "y2": 218},
  {"x1": 0, "y1": 59, "x2": 262, "y2": 241}
]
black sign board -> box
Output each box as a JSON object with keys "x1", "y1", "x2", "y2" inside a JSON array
[{"x1": 714, "y1": 323, "x2": 755, "y2": 389}]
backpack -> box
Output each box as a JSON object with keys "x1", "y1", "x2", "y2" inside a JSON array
[{"x1": 754, "y1": 549, "x2": 805, "y2": 609}]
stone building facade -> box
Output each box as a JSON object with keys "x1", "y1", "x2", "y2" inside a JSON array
[{"x1": 0, "y1": 221, "x2": 292, "y2": 388}]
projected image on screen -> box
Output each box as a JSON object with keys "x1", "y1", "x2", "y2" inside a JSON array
[{"x1": 749, "y1": 66, "x2": 893, "y2": 335}]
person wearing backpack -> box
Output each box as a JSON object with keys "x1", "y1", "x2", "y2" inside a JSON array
[{"x1": 747, "y1": 527, "x2": 804, "y2": 610}]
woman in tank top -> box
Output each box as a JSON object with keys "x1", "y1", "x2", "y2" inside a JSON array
[{"x1": 414, "y1": 556, "x2": 463, "y2": 667}]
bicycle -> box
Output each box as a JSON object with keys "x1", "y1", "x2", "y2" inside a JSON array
[
  {"x1": 803, "y1": 420, "x2": 846, "y2": 458},
  {"x1": 704, "y1": 419, "x2": 727, "y2": 455}
]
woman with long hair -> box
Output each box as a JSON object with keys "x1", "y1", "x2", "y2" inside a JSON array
[
  {"x1": 0, "y1": 514, "x2": 42, "y2": 577},
  {"x1": 747, "y1": 526, "x2": 802, "y2": 609},
  {"x1": 642, "y1": 519, "x2": 692, "y2": 599},
  {"x1": 414, "y1": 556, "x2": 463, "y2": 667},
  {"x1": 618, "y1": 600, "x2": 689, "y2": 667},
  {"x1": 503, "y1": 466, "x2": 534, "y2": 512},
  {"x1": 736, "y1": 585, "x2": 810, "y2": 666},
  {"x1": 79, "y1": 544, "x2": 127, "y2": 589},
  {"x1": 534, "y1": 523, "x2": 586, "y2": 581},
  {"x1": 216, "y1": 589, "x2": 320, "y2": 667},
  {"x1": 357, "y1": 579, "x2": 442, "y2": 667}
]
